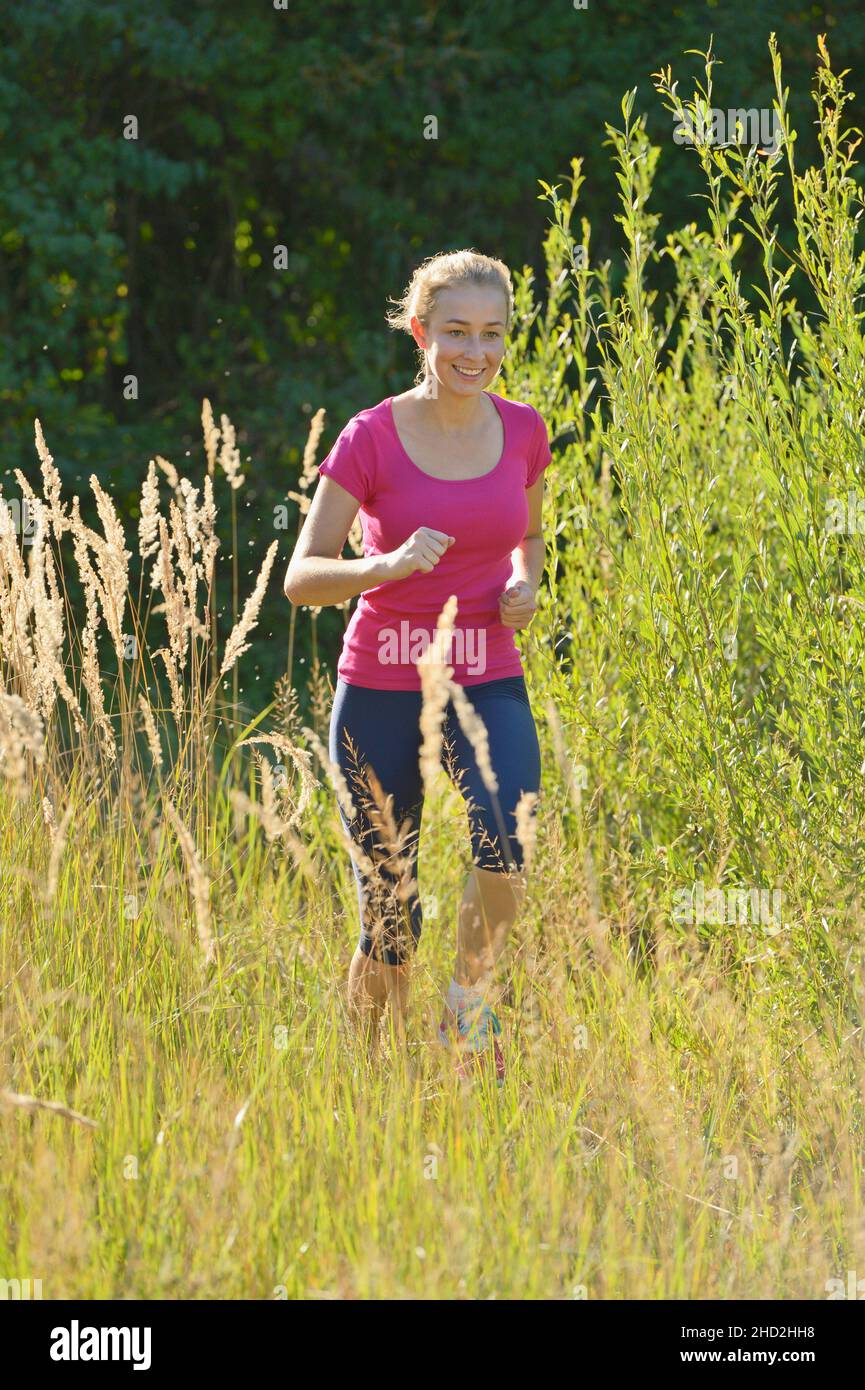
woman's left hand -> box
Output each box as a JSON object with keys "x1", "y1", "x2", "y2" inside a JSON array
[{"x1": 498, "y1": 580, "x2": 537, "y2": 630}]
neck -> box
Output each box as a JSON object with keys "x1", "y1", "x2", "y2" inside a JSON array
[{"x1": 413, "y1": 376, "x2": 490, "y2": 432}]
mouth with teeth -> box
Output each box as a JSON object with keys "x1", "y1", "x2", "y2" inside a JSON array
[{"x1": 453, "y1": 364, "x2": 485, "y2": 379}]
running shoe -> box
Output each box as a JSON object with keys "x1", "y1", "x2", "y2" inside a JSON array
[{"x1": 438, "y1": 999, "x2": 505, "y2": 1084}]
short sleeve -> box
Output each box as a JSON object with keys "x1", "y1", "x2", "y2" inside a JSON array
[
  {"x1": 317, "y1": 415, "x2": 376, "y2": 505},
  {"x1": 526, "y1": 407, "x2": 552, "y2": 489}
]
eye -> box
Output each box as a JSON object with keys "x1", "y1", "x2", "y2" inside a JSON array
[{"x1": 448, "y1": 329, "x2": 465, "y2": 337}]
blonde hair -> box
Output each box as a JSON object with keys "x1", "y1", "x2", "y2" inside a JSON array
[{"x1": 385, "y1": 249, "x2": 513, "y2": 384}]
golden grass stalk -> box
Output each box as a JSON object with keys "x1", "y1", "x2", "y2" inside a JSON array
[
  {"x1": 199, "y1": 473, "x2": 220, "y2": 578},
  {"x1": 169, "y1": 494, "x2": 205, "y2": 642},
  {"x1": 301, "y1": 725, "x2": 394, "y2": 896},
  {"x1": 228, "y1": 783, "x2": 320, "y2": 880},
  {"x1": 0, "y1": 1087, "x2": 98, "y2": 1129},
  {"x1": 138, "y1": 690, "x2": 164, "y2": 774},
  {"x1": 139, "y1": 459, "x2": 161, "y2": 560},
  {"x1": 230, "y1": 779, "x2": 283, "y2": 845},
  {"x1": 12, "y1": 466, "x2": 36, "y2": 506},
  {"x1": 324, "y1": 723, "x2": 422, "y2": 963},
  {"x1": 201, "y1": 399, "x2": 221, "y2": 477},
  {"x1": 514, "y1": 789, "x2": 539, "y2": 872},
  {"x1": 446, "y1": 678, "x2": 499, "y2": 796},
  {"x1": 418, "y1": 594, "x2": 457, "y2": 790},
  {"x1": 44, "y1": 796, "x2": 77, "y2": 905},
  {"x1": 154, "y1": 454, "x2": 179, "y2": 490},
  {"x1": 29, "y1": 498, "x2": 82, "y2": 727},
  {"x1": 358, "y1": 761, "x2": 420, "y2": 959},
  {"x1": 0, "y1": 493, "x2": 39, "y2": 706},
  {"x1": 162, "y1": 796, "x2": 216, "y2": 965},
  {"x1": 33, "y1": 419, "x2": 69, "y2": 539},
  {"x1": 88, "y1": 474, "x2": 131, "y2": 664},
  {"x1": 239, "y1": 732, "x2": 317, "y2": 833},
  {"x1": 300, "y1": 408, "x2": 326, "y2": 491},
  {"x1": 154, "y1": 515, "x2": 189, "y2": 667},
  {"x1": 0, "y1": 690, "x2": 45, "y2": 795},
  {"x1": 81, "y1": 636, "x2": 117, "y2": 763},
  {"x1": 219, "y1": 540, "x2": 278, "y2": 678},
  {"x1": 301, "y1": 724, "x2": 359, "y2": 826},
  {"x1": 217, "y1": 414, "x2": 245, "y2": 490}
]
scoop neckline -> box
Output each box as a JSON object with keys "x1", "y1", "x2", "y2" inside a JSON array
[{"x1": 385, "y1": 392, "x2": 508, "y2": 483}]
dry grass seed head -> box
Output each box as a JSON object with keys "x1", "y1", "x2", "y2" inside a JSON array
[
  {"x1": 418, "y1": 595, "x2": 459, "y2": 788},
  {"x1": 218, "y1": 414, "x2": 245, "y2": 490},
  {"x1": 201, "y1": 399, "x2": 221, "y2": 476},
  {"x1": 220, "y1": 540, "x2": 278, "y2": 678},
  {"x1": 139, "y1": 459, "x2": 161, "y2": 560},
  {"x1": 33, "y1": 421, "x2": 69, "y2": 540},
  {"x1": 240, "y1": 732, "x2": 318, "y2": 832},
  {"x1": 138, "y1": 691, "x2": 164, "y2": 774},
  {"x1": 0, "y1": 690, "x2": 45, "y2": 794},
  {"x1": 162, "y1": 796, "x2": 216, "y2": 965}
]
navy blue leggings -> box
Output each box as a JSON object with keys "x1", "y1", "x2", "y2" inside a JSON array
[{"x1": 328, "y1": 673, "x2": 542, "y2": 966}]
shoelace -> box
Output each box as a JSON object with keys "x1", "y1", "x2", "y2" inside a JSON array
[{"x1": 455, "y1": 1001, "x2": 501, "y2": 1054}]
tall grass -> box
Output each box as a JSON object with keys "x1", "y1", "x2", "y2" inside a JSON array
[{"x1": 1, "y1": 34, "x2": 864, "y2": 1299}]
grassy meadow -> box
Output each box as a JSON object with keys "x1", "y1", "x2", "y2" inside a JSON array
[{"x1": 2, "y1": 36, "x2": 865, "y2": 1299}]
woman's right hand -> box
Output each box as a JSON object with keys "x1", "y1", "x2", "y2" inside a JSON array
[{"x1": 383, "y1": 527, "x2": 455, "y2": 581}]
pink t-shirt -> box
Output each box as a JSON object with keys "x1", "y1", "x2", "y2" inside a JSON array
[{"x1": 317, "y1": 391, "x2": 553, "y2": 690}]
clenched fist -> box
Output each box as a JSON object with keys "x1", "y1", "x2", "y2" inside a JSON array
[
  {"x1": 498, "y1": 580, "x2": 537, "y2": 630},
  {"x1": 384, "y1": 527, "x2": 455, "y2": 581}
]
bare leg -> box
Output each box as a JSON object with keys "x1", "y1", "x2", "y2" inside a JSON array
[
  {"x1": 454, "y1": 865, "x2": 526, "y2": 988},
  {"x1": 348, "y1": 945, "x2": 411, "y2": 1052}
]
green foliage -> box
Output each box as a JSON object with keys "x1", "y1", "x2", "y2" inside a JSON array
[
  {"x1": 3, "y1": 4, "x2": 864, "y2": 698},
  {"x1": 508, "y1": 32, "x2": 865, "y2": 988},
  {"x1": 3, "y1": 24, "x2": 865, "y2": 1300}
]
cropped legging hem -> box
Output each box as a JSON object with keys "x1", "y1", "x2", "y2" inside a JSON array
[{"x1": 327, "y1": 673, "x2": 542, "y2": 966}]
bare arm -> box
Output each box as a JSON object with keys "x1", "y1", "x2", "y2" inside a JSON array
[
  {"x1": 508, "y1": 474, "x2": 546, "y2": 592},
  {"x1": 283, "y1": 476, "x2": 453, "y2": 607}
]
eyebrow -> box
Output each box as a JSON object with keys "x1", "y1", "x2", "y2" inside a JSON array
[{"x1": 442, "y1": 318, "x2": 505, "y2": 327}]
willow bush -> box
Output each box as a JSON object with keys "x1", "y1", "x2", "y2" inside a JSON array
[{"x1": 508, "y1": 34, "x2": 865, "y2": 1012}]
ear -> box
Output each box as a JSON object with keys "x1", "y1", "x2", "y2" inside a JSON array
[{"x1": 409, "y1": 314, "x2": 428, "y2": 352}]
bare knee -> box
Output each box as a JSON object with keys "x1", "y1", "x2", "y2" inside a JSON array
[
  {"x1": 474, "y1": 864, "x2": 527, "y2": 914},
  {"x1": 456, "y1": 866, "x2": 526, "y2": 981}
]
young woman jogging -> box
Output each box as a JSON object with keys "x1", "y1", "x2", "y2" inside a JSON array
[{"x1": 283, "y1": 250, "x2": 552, "y2": 1080}]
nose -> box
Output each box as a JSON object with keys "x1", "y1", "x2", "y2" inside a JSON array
[{"x1": 459, "y1": 337, "x2": 486, "y2": 359}]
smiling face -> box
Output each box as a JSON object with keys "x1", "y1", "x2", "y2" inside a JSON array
[{"x1": 411, "y1": 282, "x2": 508, "y2": 397}]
